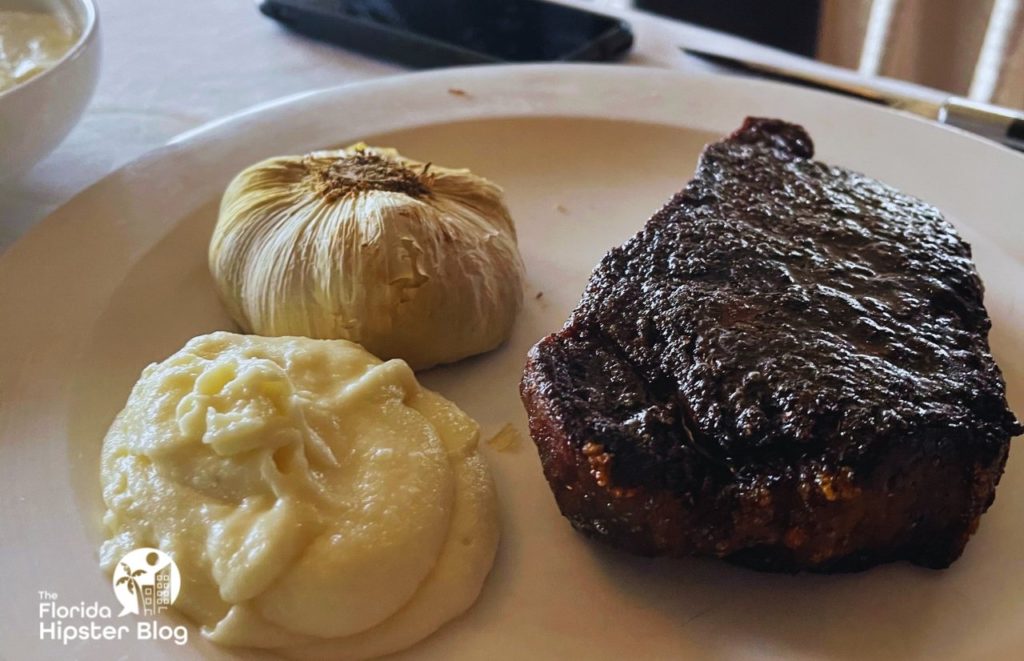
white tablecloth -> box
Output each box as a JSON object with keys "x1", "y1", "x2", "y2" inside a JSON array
[{"x1": 0, "y1": 0, "x2": 945, "y2": 251}]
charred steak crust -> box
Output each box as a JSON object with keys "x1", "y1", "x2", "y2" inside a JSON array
[{"x1": 521, "y1": 117, "x2": 1021, "y2": 572}]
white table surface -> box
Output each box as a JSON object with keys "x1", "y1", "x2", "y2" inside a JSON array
[{"x1": 0, "y1": 0, "x2": 946, "y2": 252}]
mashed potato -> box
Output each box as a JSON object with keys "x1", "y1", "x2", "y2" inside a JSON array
[{"x1": 99, "y1": 332, "x2": 498, "y2": 659}]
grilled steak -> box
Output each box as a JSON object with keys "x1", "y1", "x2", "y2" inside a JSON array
[{"x1": 520, "y1": 118, "x2": 1021, "y2": 572}]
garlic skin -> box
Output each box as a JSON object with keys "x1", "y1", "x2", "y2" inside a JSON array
[{"x1": 209, "y1": 145, "x2": 525, "y2": 370}]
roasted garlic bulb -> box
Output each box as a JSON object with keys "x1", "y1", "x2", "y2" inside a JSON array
[{"x1": 209, "y1": 144, "x2": 525, "y2": 370}]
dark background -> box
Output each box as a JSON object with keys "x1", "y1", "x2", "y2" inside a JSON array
[{"x1": 634, "y1": 0, "x2": 823, "y2": 57}]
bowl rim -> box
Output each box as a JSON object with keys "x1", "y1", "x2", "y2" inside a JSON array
[{"x1": 0, "y1": 0, "x2": 98, "y2": 100}]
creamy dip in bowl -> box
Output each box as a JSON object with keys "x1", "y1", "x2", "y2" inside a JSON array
[
  {"x1": 0, "y1": 0, "x2": 99, "y2": 178},
  {"x1": 0, "y1": 9, "x2": 77, "y2": 92}
]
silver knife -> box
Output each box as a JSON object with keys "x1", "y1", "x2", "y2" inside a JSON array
[{"x1": 682, "y1": 48, "x2": 1024, "y2": 153}]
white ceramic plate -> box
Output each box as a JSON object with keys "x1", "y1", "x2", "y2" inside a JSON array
[{"x1": 2, "y1": 65, "x2": 1022, "y2": 661}]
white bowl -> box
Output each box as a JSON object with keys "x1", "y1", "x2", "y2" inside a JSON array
[{"x1": 0, "y1": 0, "x2": 100, "y2": 179}]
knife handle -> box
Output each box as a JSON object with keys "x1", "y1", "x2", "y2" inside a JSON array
[{"x1": 940, "y1": 98, "x2": 1024, "y2": 153}]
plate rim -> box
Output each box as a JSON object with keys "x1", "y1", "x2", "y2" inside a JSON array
[
  {"x1": 2, "y1": 62, "x2": 1023, "y2": 660},
  {"x1": 5, "y1": 63, "x2": 1024, "y2": 268}
]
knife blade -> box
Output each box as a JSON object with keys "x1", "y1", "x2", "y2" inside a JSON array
[{"x1": 682, "y1": 48, "x2": 1024, "y2": 153}]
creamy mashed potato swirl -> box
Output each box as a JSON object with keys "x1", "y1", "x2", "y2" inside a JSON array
[{"x1": 99, "y1": 332, "x2": 498, "y2": 659}]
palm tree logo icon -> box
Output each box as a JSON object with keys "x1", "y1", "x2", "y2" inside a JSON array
[
  {"x1": 111, "y1": 548, "x2": 181, "y2": 617},
  {"x1": 115, "y1": 561, "x2": 148, "y2": 616}
]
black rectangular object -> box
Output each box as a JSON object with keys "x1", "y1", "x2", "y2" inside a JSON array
[{"x1": 260, "y1": 0, "x2": 633, "y2": 67}]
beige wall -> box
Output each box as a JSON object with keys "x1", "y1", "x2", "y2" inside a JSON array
[{"x1": 818, "y1": 0, "x2": 1023, "y2": 108}]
